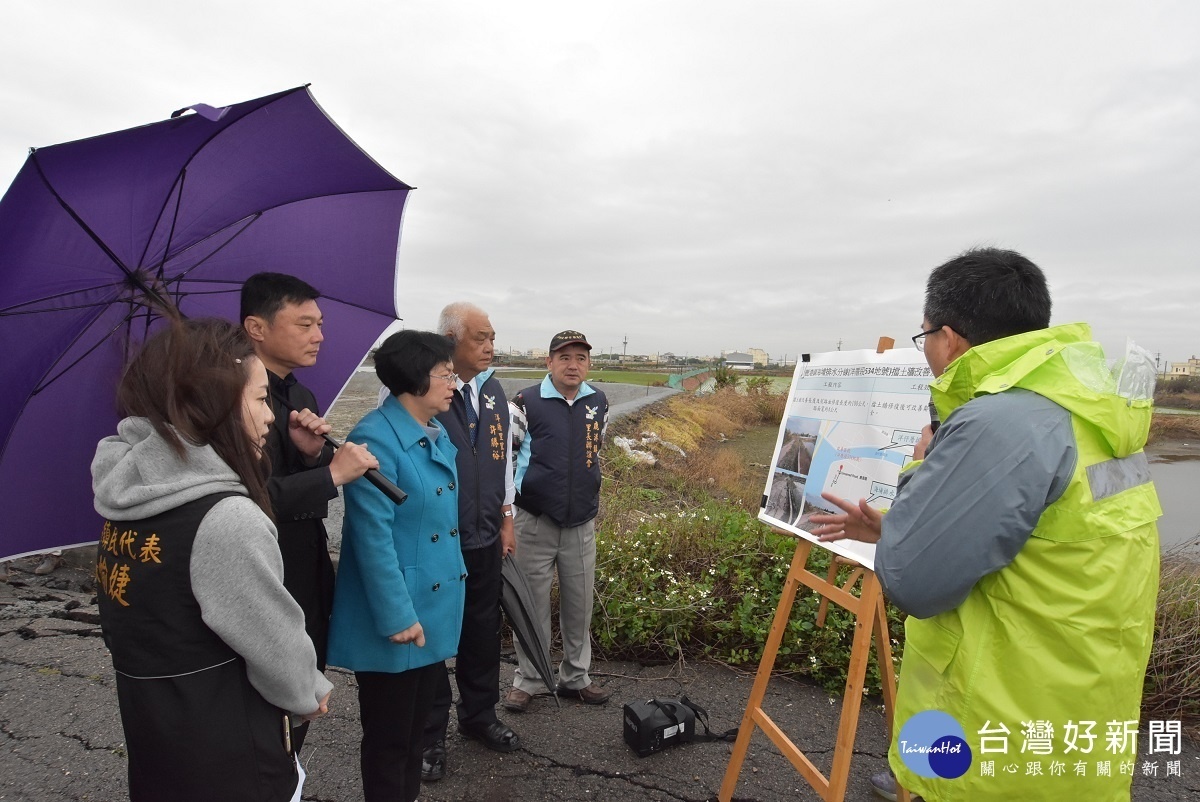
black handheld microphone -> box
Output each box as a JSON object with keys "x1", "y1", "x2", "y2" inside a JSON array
[{"x1": 271, "y1": 392, "x2": 407, "y2": 506}]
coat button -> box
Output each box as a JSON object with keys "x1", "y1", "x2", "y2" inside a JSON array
[
  {"x1": 436, "y1": 487, "x2": 443, "y2": 495},
  {"x1": 432, "y1": 533, "x2": 439, "y2": 542},
  {"x1": 419, "y1": 439, "x2": 428, "y2": 448},
  {"x1": 448, "y1": 482, "x2": 455, "y2": 490},
  {"x1": 432, "y1": 583, "x2": 440, "y2": 591},
  {"x1": 450, "y1": 528, "x2": 458, "y2": 537},
  {"x1": 460, "y1": 573, "x2": 467, "y2": 580}
]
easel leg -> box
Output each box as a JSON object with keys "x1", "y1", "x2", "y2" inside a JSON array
[
  {"x1": 818, "y1": 558, "x2": 863, "y2": 628},
  {"x1": 825, "y1": 571, "x2": 884, "y2": 799},
  {"x1": 720, "y1": 543, "x2": 905, "y2": 802},
  {"x1": 718, "y1": 539, "x2": 812, "y2": 802}
]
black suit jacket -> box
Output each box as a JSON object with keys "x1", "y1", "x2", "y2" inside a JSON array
[{"x1": 266, "y1": 370, "x2": 337, "y2": 666}]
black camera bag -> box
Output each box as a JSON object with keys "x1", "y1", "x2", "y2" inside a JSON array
[{"x1": 622, "y1": 695, "x2": 737, "y2": 757}]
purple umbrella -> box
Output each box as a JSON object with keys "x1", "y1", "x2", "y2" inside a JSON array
[{"x1": 0, "y1": 86, "x2": 412, "y2": 561}]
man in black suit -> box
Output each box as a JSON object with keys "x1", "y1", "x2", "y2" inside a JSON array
[
  {"x1": 241, "y1": 272, "x2": 377, "y2": 751},
  {"x1": 421, "y1": 301, "x2": 520, "y2": 783}
]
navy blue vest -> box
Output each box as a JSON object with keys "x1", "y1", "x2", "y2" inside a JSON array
[
  {"x1": 436, "y1": 374, "x2": 509, "y2": 550},
  {"x1": 514, "y1": 386, "x2": 606, "y2": 528},
  {"x1": 97, "y1": 493, "x2": 241, "y2": 677}
]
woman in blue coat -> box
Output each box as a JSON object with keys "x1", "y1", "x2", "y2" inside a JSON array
[{"x1": 327, "y1": 330, "x2": 466, "y2": 802}]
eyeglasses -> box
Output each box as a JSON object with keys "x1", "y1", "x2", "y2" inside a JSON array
[
  {"x1": 911, "y1": 326, "x2": 942, "y2": 352},
  {"x1": 429, "y1": 372, "x2": 459, "y2": 384}
]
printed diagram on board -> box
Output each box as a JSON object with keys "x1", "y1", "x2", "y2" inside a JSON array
[
  {"x1": 813, "y1": 420, "x2": 920, "y2": 507},
  {"x1": 760, "y1": 349, "x2": 934, "y2": 570}
]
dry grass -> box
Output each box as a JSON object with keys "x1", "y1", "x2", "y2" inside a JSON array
[
  {"x1": 607, "y1": 387, "x2": 784, "y2": 510},
  {"x1": 1150, "y1": 412, "x2": 1200, "y2": 443},
  {"x1": 674, "y1": 446, "x2": 764, "y2": 511},
  {"x1": 1155, "y1": 390, "x2": 1200, "y2": 411},
  {"x1": 1143, "y1": 556, "x2": 1200, "y2": 736}
]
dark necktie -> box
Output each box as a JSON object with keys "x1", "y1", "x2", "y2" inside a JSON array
[{"x1": 462, "y1": 382, "x2": 479, "y2": 446}]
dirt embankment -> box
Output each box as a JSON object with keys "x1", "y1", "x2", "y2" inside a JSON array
[{"x1": 1150, "y1": 412, "x2": 1200, "y2": 446}]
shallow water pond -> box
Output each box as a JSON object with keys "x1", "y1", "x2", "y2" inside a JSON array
[{"x1": 1148, "y1": 449, "x2": 1200, "y2": 555}]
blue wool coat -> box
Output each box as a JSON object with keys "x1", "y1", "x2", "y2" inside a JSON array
[{"x1": 327, "y1": 397, "x2": 467, "y2": 673}]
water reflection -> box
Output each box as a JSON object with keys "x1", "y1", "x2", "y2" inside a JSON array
[{"x1": 1148, "y1": 453, "x2": 1200, "y2": 556}]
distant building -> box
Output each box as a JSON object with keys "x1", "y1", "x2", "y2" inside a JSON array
[
  {"x1": 1169, "y1": 356, "x2": 1199, "y2": 376},
  {"x1": 530, "y1": 347, "x2": 548, "y2": 359},
  {"x1": 747, "y1": 348, "x2": 769, "y2": 366},
  {"x1": 722, "y1": 351, "x2": 755, "y2": 370}
]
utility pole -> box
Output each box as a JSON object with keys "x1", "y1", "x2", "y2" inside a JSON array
[{"x1": 622, "y1": 334, "x2": 628, "y2": 367}]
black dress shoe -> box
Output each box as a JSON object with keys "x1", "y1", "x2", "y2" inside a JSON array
[
  {"x1": 457, "y1": 720, "x2": 521, "y2": 753},
  {"x1": 421, "y1": 741, "x2": 446, "y2": 782}
]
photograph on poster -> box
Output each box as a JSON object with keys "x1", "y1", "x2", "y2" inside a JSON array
[
  {"x1": 764, "y1": 469, "x2": 807, "y2": 527},
  {"x1": 758, "y1": 348, "x2": 934, "y2": 570},
  {"x1": 776, "y1": 416, "x2": 819, "y2": 476},
  {"x1": 763, "y1": 416, "x2": 819, "y2": 527}
]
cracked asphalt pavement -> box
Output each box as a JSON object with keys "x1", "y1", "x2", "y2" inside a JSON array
[{"x1": 4, "y1": 553, "x2": 1198, "y2": 801}]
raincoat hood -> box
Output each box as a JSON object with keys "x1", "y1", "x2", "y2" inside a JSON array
[
  {"x1": 92, "y1": 417, "x2": 248, "y2": 521},
  {"x1": 931, "y1": 322, "x2": 1155, "y2": 459}
]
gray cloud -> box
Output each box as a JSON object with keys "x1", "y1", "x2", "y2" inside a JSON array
[{"x1": 2, "y1": 0, "x2": 1196, "y2": 367}]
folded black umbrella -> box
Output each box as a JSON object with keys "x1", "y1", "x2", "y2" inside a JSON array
[{"x1": 500, "y1": 557, "x2": 560, "y2": 708}]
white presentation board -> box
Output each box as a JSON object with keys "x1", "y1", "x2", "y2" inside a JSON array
[{"x1": 759, "y1": 348, "x2": 935, "y2": 570}]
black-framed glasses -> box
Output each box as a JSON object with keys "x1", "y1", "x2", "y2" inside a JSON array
[
  {"x1": 911, "y1": 326, "x2": 941, "y2": 352},
  {"x1": 429, "y1": 371, "x2": 459, "y2": 384}
]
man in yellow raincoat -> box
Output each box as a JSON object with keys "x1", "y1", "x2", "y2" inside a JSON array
[{"x1": 813, "y1": 247, "x2": 1161, "y2": 801}]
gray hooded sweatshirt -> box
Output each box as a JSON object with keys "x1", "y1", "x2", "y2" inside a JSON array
[{"x1": 92, "y1": 417, "x2": 334, "y2": 716}]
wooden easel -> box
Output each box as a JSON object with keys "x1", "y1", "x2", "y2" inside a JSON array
[{"x1": 718, "y1": 337, "x2": 911, "y2": 802}]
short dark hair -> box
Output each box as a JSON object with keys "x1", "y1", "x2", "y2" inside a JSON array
[
  {"x1": 117, "y1": 318, "x2": 271, "y2": 516},
  {"x1": 924, "y1": 247, "x2": 1051, "y2": 346},
  {"x1": 375, "y1": 330, "x2": 454, "y2": 397},
  {"x1": 240, "y1": 272, "x2": 321, "y2": 323}
]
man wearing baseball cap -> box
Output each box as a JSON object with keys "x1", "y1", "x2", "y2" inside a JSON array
[{"x1": 503, "y1": 330, "x2": 610, "y2": 712}]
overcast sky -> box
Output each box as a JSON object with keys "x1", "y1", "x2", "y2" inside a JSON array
[{"x1": 3, "y1": 1, "x2": 1197, "y2": 365}]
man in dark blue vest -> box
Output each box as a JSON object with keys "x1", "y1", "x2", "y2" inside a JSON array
[
  {"x1": 503, "y1": 330, "x2": 610, "y2": 714},
  {"x1": 421, "y1": 302, "x2": 519, "y2": 783}
]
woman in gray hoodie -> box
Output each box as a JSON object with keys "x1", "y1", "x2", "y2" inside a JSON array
[{"x1": 92, "y1": 318, "x2": 333, "y2": 802}]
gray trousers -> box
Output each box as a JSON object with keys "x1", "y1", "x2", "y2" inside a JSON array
[{"x1": 511, "y1": 508, "x2": 596, "y2": 694}]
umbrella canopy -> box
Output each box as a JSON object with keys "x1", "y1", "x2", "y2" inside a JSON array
[
  {"x1": 500, "y1": 556, "x2": 560, "y2": 707},
  {"x1": 0, "y1": 86, "x2": 412, "y2": 561}
]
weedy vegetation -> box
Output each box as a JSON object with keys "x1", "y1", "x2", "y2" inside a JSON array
[
  {"x1": 1143, "y1": 555, "x2": 1200, "y2": 736},
  {"x1": 592, "y1": 385, "x2": 1200, "y2": 730},
  {"x1": 593, "y1": 386, "x2": 904, "y2": 696}
]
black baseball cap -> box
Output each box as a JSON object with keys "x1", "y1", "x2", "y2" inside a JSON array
[{"x1": 549, "y1": 330, "x2": 591, "y2": 352}]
